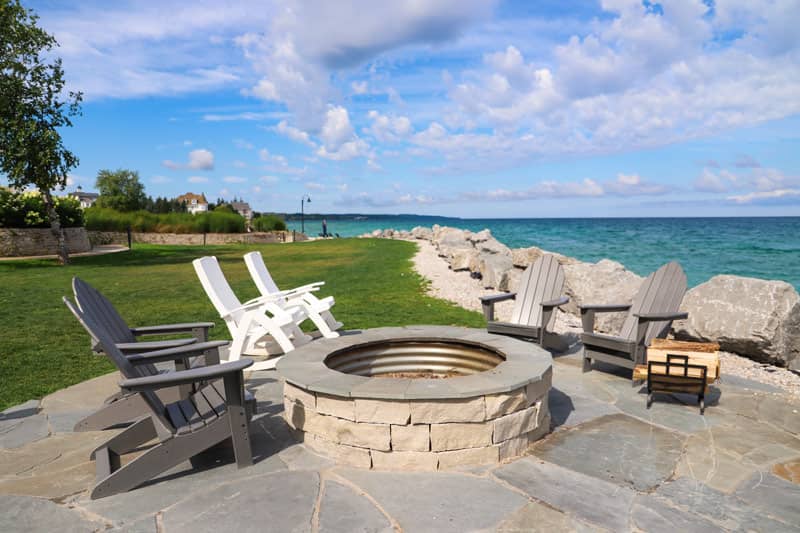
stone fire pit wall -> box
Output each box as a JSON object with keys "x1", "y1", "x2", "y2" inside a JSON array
[{"x1": 277, "y1": 326, "x2": 552, "y2": 471}]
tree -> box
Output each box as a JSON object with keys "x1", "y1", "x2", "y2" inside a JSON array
[
  {"x1": 94, "y1": 169, "x2": 147, "y2": 212},
  {"x1": 0, "y1": 0, "x2": 83, "y2": 264}
]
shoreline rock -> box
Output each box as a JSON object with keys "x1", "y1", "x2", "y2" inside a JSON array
[{"x1": 361, "y1": 225, "x2": 800, "y2": 372}]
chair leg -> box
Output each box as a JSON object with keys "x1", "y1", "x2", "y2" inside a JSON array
[
  {"x1": 305, "y1": 309, "x2": 340, "y2": 339},
  {"x1": 90, "y1": 416, "x2": 157, "y2": 460},
  {"x1": 223, "y1": 372, "x2": 253, "y2": 469},
  {"x1": 91, "y1": 419, "x2": 231, "y2": 499},
  {"x1": 320, "y1": 310, "x2": 343, "y2": 331}
]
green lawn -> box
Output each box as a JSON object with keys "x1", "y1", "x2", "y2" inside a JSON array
[{"x1": 0, "y1": 239, "x2": 484, "y2": 410}]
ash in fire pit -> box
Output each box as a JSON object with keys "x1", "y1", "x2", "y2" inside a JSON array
[{"x1": 277, "y1": 326, "x2": 552, "y2": 471}]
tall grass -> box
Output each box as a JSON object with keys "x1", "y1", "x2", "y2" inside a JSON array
[
  {"x1": 85, "y1": 207, "x2": 245, "y2": 233},
  {"x1": 252, "y1": 214, "x2": 287, "y2": 232}
]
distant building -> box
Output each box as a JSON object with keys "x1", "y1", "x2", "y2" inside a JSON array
[
  {"x1": 69, "y1": 187, "x2": 99, "y2": 209},
  {"x1": 175, "y1": 192, "x2": 208, "y2": 214},
  {"x1": 231, "y1": 201, "x2": 253, "y2": 220}
]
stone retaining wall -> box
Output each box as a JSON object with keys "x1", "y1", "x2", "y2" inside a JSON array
[
  {"x1": 0, "y1": 228, "x2": 91, "y2": 257},
  {"x1": 283, "y1": 369, "x2": 551, "y2": 471},
  {"x1": 87, "y1": 230, "x2": 301, "y2": 246}
]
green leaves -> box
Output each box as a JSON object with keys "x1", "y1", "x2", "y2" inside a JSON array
[{"x1": 94, "y1": 169, "x2": 147, "y2": 212}]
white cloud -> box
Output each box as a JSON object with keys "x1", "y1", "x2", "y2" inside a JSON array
[
  {"x1": 260, "y1": 175, "x2": 280, "y2": 184},
  {"x1": 366, "y1": 111, "x2": 413, "y2": 143},
  {"x1": 233, "y1": 160, "x2": 247, "y2": 168},
  {"x1": 275, "y1": 120, "x2": 316, "y2": 147},
  {"x1": 727, "y1": 189, "x2": 800, "y2": 204},
  {"x1": 237, "y1": 0, "x2": 494, "y2": 129},
  {"x1": 223, "y1": 176, "x2": 247, "y2": 183},
  {"x1": 163, "y1": 148, "x2": 215, "y2": 170},
  {"x1": 694, "y1": 168, "x2": 739, "y2": 192},
  {"x1": 314, "y1": 106, "x2": 370, "y2": 160},
  {"x1": 188, "y1": 176, "x2": 209, "y2": 183},
  {"x1": 337, "y1": 183, "x2": 349, "y2": 192},
  {"x1": 351, "y1": 80, "x2": 369, "y2": 94},
  {"x1": 306, "y1": 182, "x2": 326, "y2": 190}
]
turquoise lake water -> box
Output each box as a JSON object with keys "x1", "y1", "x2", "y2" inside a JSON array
[{"x1": 287, "y1": 216, "x2": 800, "y2": 289}]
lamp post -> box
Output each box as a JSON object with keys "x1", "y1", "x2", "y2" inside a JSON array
[{"x1": 300, "y1": 194, "x2": 311, "y2": 234}]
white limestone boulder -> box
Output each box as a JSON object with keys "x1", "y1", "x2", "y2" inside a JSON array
[
  {"x1": 562, "y1": 259, "x2": 644, "y2": 334},
  {"x1": 673, "y1": 275, "x2": 800, "y2": 367},
  {"x1": 411, "y1": 226, "x2": 433, "y2": 240}
]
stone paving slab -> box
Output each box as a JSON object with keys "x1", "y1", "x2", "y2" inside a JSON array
[
  {"x1": 161, "y1": 471, "x2": 320, "y2": 532},
  {"x1": 630, "y1": 494, "x2": 721, "y2": 533},
  {"x1": 734, "y1": 472, "x2": 800, "y2": 527},
  {"x1": 0, "y1": 494, "x2": 107, "y2": 532},
  {"x1": 336, "y1": 468, "x2": 528, "y2": 533},
  {"x1": 548, "y1": 388, "x2": 621, "y2": 429},
  {"x1": 319, "y1": 480, "x2": 393, "y2": 533},
  {"x1": 655, "y1": 477, "x2": 798, "y2": 531},
  {"x1": 0, "y1": 413, "x2": 50, "y2": 449},
  {"x1": 532, "y1": 413, "x2": 684, "y2": 491},
  {"x1": 494, "y1": 458, "x2": 635, "y2": 531}
]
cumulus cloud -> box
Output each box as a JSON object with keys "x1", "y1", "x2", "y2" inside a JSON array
[
  {"x1": 305, "y1": 182, "x2": 326, "y2": 191},
  {"x1": 163, "y1": 149, "x2": 215, "y2": 170},
  {"x1": 275, "y1": 121, "x2": 316, "y2": 147},
  {"x1": 188, "y1": 176, "x2": 209, "y2": 183},
  {"x1": 366, "y1": 111, "x2": 413, "y2": 143},
  {"x1": 260, "y1": 175, "x2": 279, "y2": 184},
  {"x1": 315, "y1": 106, "x2": 369, "y2": 160}
]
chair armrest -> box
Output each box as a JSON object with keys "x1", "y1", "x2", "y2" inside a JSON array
[
  {"x1": 120, "y1": 359, "x2": 253, "y2": 392},
  {"x1": 480, "y1": 292, "x2": 516, "y2": 322},
  {"x1": 579, "y1": 303, "x2": 631, "y2": 333},
  {"x1": 541, "y1": 296, "x2": 569, "y2": 308},
  {"x1": 634, "y1": 311, "x2": 689, "y2": 322},
  {"x1": 578, "y1": 303, "x2": 631, "y2": 313},
  {"x1": 222, "y1": 295, "x2": 282, "y2": 318},
  {"x1": 116, "y1": 338, "x2": 196, "y2": 354},
  {"x1": 130, "y1": 322, "x2": 215, "y2": 336},
  {"x1": 480, "y1": 292, "x2": 517, "y2": 304},
  {"x1": 125, "y1": 340, "x2": 229, "y2": 365}
]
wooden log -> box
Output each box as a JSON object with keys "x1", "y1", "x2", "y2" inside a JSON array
[
  {"x1": 650, "y1": 338, "x2": 719, "y2": 352},
  {"x1": 647, "y1": 339, "x2": 720, "y2": 382}
]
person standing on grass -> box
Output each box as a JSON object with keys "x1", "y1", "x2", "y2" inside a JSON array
[{"x1": 322, "y1": 218, "x2": 328, "y2": 237}]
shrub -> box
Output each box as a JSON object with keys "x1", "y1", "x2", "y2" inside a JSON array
[
  {"x1": 0, "y1": 189, "x2": 84, "y2": 228},
  {"x1": 252, "y1": 214, "x2": 287, "y2": 232},
  {"x1": 84, "y1": 207, "x2": 246, "y2": 233}
]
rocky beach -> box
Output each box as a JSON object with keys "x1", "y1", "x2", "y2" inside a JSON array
[{"x1": 361, "y1": 225, "x2": 800, "y2": 396}]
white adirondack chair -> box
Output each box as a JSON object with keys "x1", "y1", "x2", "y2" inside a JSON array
[
  {"x1": 244, "y1": 251, "x2": 343, "y2": 339},
  {"x1": 192, "y1": 256, "x2": 312, "y2": 371}
]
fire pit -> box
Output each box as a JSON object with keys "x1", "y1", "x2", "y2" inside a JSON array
[{"x1": 277, "y1": 326, "x2": 552, "y2": 470}]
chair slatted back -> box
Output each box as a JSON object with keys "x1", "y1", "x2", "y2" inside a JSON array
[
  {"x1": 244, "y1": 251, "x2": 280, "y2": 296},
  {"x1": 509, "y1": 254, "x2": 565, "y2": 329},
  {"x1": 619, "y1": 261, "x2": 687, "y2": 344},
  {"x1": 192, "y1": 256, "x2": 243, "y2": 332},
  {"x1": 73, "y1": 278, "x2": 136, "y2": 345},
  {"x1": 64, "y1": 294, "x2": 160, "y2": 377}
]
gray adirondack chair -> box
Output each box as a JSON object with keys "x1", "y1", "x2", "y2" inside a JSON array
[
  {"x1": 580, "y1": 261, "x2": 689, "y2": 380},
  {"x1": 71, "y1": 307, "x2": 254, "y2": 499},
  {"x1": 72, "y1": 277, "x2": 214, "y2": 356},
  {"x1": 64, "y1": 296, "x2": 245, "y2": 432},
  {"x1": 480, "y1": 254, "x2": 570, "y2": 351}
]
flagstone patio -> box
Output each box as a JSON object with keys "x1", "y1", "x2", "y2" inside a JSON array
[{"x1": 1, "y1": 348, "x2": 799, "y2": 532}]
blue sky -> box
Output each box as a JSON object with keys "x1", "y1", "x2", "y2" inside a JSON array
[{"x1": 13, "y1": 0, "x2": 800, "y2": 217}]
